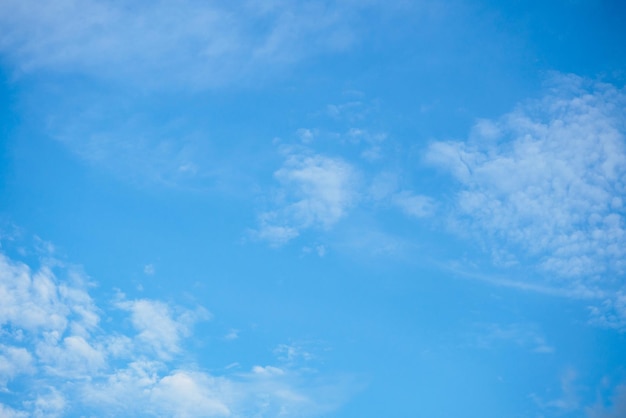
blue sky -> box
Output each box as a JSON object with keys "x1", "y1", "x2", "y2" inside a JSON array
[{"x1": 1, "y1": 0, "x2": 626, "y2": 417}]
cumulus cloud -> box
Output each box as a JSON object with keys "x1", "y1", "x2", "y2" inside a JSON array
[
  {"x1": 0, "y1": 345, "x2": 34, "y2": 387},
  {"x1": 0, "y1": 245, "x2": 352, "y2": 417},
  {"x1": 83, "y1": 363, "x2": 232, "y2": 418},
  {"x1": 115, "y1": 298, "x2": 209, "y2": 360},
  {"x1": 427, "y1": 74, "x2": 626, "y2": 324},
  {"x1": 255, "y1": 152, "x2": 359, "y2": 245}
]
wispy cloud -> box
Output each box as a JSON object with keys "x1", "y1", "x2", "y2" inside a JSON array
[
  {"x1": 0, "y1": 0, "x2": 394, "y2": 88},
  {"x1": 114, "y1": 297, "x2": 210, "y2": 360},
  {"x1": 49, "y1": 108, "x2": 218, "y2": 189},
  {"x1": 587, "y1": 384, "x2": 626, "y2": 418},
  {"x1": 468, "y1": 322, "x2": 554, "y2": 354}
]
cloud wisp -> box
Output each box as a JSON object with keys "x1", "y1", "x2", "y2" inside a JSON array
[{"x1": 0, "y1": 0, "x2": 389, "y2": 89}]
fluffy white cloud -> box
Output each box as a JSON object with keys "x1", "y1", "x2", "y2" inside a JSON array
[
  {"x1": 276, "y1": 153, "x2": 359, "y2": 228},
  {"x1": 0, "y1": 404, "x2": 28, "y2": 418},
  {"x1": 427, "y1": 74, "x2": 626, "y2": 323},
  {"x1": 255, "y1": 152, "x2": 359, "y2": 245},
  {"x1": 82, "y1": 362, "x2": 233, "y2": 417},
  {"x1": 0, "y1": 246, "x2": 352, "y2": 417},
  {"x1": 0, "y1": 345, "x2": 34, "y2": 387},
  {"x1": 115, "y1": 298, "x2": 209, "y2": 360}
]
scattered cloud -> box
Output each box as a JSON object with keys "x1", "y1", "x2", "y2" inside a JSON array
[
  {"x1": 274, "y1": 342, "x2": 317, "y2": 366},
  {"x1": 224, "y1": 329, "x2": 239, "y2": 341},
  {"x1": 0, "y1": 0, "x2": 394, "y2": 88},
  {"x1": 427, "y1": 74, "x2": 626, "y2": 325},
  {"x1": 469, "y1": 322, "x2": 554, "y2": 354},
  {"x1": 0, "y1": 246, "x2": 355, "y2": 417},
  {"x1": 51, "y1": 112, "x2": 217, "y2": 189},
  {"x1": 0, "y1": 345, "x2": 34, "y2": 387},
  {"x1": 588, "y1": 290, "x2": 626, "y2": 330},
  {"x1": 531, "y1": 368, "x2": 580, "y2": 413},
  {"x1": 254, "y1": 151, "x2": 359, "y2": 246},
  {"x1": 143, "y1": 264, "x2": 155, "y2": 276},
  {"x1": 391, "y1": 191, "x2": 437, "y2": 218},
  {"x1": 114, "y1": 297, "x2": 210, "y2": 360}
]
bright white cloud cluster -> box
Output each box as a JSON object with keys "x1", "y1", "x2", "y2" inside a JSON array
[
  {"x1": 428, "y1": 75, "x2": 626, "y2": 277},
  {"x1": 0, "y1": 250, "x2": 351, "y2": 417},
  {"x1": 255, "y1": 152, "x2": 359, "y2": 246},
  {"x1": 427, "y1": 74, "x2": 626, "y2": 325},
  {"x1": 255, "y1": 118, "x2": 436, "y2": 248}
]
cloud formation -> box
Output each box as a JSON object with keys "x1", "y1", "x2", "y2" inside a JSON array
[
  {"x1": 0, "y1": 248, "x2": 352, "y2": 416},
  {"x1": 255, "y1": 151, "x2": 359, "y2": 245},
  {"x1": 0, "y1": 0, "x2": 387, "y2": 88},
  {"x1": 427, "y1": 75, "x2": 626, "y2": 306}
]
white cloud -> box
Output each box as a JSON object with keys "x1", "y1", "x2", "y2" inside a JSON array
[
  {"x1": 532, "y1": 368, "x2": 580, "y2": 412},
  {"x1": 469, "y1": 323, "x2": 554, "y2": 354},
  {"x1": 0, "y1": 244, "x2": 353, "y2": 417},
  {"x1": 253, "y1": 217, "x2": 300, "y2": 247},
  {"x1": 232, "y1": 366, "x2": 352, "y2": 418},
  {"x1": 0, "y1": 345, "x2": 34, "y2": 387},
  {"x1": 52, "y1": 117, "x2": 216, "y2": 189},
  {"x1": 427, "y1": 74, "x2": 626, "y2": 324},
  {"x1": 28, "y1": 389, "x2": 66, "y2": 418},
  {"x1": 0, "y1": 404, "x2": 28, "y2": 418},
  {"x1": 391, "y1": 191, "x2": 437, "y2": 218},
  {"x1": 276, "y1": 153, "x2": 358, "y2": 228},
  {"x1": 143, "y1": 264, "x2": 155, "y2": 275},
  {"x1": 85, "y1": 366, "x2": 232, "y2": 418},
  {"x1": 255, "y1": 152, "x2": 359, "y2": 245},
  {"x1": 588, "y1": 290, "x2": 626, "y2": 330},
  {"x1": 0, "y1": 0, "x2": 385, "y2": 88},
  {"x1": 274, "y1": 343, "x2": 315, "y2": 365},
  {"x1": 36, "y1": 335, "x2": 106, "y2": 377},
  {"x1": 115, "y1": 298, "x2": 209, "y2": 360},
  {"x1": 151, "y1": 371, "x2": 232, "y2": 418},
  {"x1": 224, "y1": 329, "x2": 239, "y2": 341}
]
